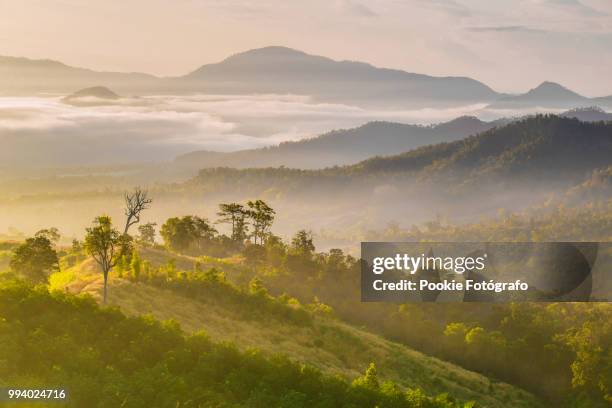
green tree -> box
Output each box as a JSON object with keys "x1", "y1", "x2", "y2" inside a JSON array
[
  {"x1": 560, "y1": 316, "x2": 612, "y2": 404},
  {"x1": 71, "y1": 239, "x2": 82, "y2": 253},
  {"x1": 137, "y1": 222, "x2": 157, "y2": 246},
  {"x1": 285, "y1": 230, "x2": 318, "y2": 278},
  {"x1": 291, "y1": 230, "x2": 315, "y2": 255},
  {"x1": 130, "y1": 249, "x2": 142, "y2": 280},
  {"x1": 353, "y1": 363, "x2": 380, "y2": 390},
  {"x1": 35, "y1": 227, "x2": 60, "y2": 243},
  {"x1": 246, "y1": 200, "x2": 275, "y2": 245},
  {"x1": 160, "y1": 217, "x2": 192, "y2": 252},
  {"x1": 217, "y1": 203, "x2": 249, "y2": 242},
  {"x1": 10, "y1": 230, "x2": 59, "y2": 283},
  {"x1": 160, "y1": 216, "x2": 217, "y2": 253},
  {"x1": 84, "y1": 216, "x2": 131, "y2": 303},
  {"x1": 192, "y1": 217, "x2": 217, "y2": 251}
]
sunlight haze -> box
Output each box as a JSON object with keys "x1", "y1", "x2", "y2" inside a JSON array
[{"x1": 2, "y1": 0, "x2": 612, "y2": 95}]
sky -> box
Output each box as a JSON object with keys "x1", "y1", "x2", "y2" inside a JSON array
[{"x1": 1, "y1": 0, "x2": 611, "y2": 95}]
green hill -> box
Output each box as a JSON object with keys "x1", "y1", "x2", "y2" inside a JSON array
[
  {"x1": 51, "y1": 250, "x2": 542, "y2": 408},
  {"x1": 2, "y1": 281, "x2": 477, "y2": 408},
  {"x1": 191, "y1": 115, "x2": 612, "y2": 190}
]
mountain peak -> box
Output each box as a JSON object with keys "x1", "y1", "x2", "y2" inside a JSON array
[
  {"x1": 66, "y1": 86, "x2": 120, "y2": 99},
  {"x1": 537, "y1": 81, "x2": 564, "y2": 88},
  {"x1": 525, "y1": 81, "x2": 583, "y2": 99},
  {"x1": 221, "y1": 46, "x2": 316, "y2": 63},
  {"x1": 61, "y1": 86, "x2": 120, "y2": 106},
  {"x1": 433, "y1": 115, "x2": 490, "y2": 134},
  {"x1": 233, "y1": 46, "x2": 307, "y2": 57},
  {"x1": 445, "y1": 115, "x2": 484, "y2": 125}
]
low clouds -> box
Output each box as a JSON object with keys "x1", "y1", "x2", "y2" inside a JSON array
[{"x1": 0, "y1": 94, "x2": 537, "y2": 168}]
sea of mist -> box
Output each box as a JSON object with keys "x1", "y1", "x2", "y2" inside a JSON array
[{"x1": 0, "y1": 94, "x2": 565, "y2": 168}]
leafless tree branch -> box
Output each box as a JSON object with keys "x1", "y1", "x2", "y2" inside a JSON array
[{"x1": 123, "y1": 187, "x2": 152, "y2": 235}]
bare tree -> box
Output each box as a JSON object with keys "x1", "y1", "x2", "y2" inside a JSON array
[{"x1": 123, "y1": 187, "x2": 152, "y2": 235}]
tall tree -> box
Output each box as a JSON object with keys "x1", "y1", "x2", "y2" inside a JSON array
[
  {"x1": 291, "y1": 230, "x2": 315, "y2": 255},
  {"x1": 192, "y1": 217, "x2": 217, "y2": 251},
  {"x1": 84, "y1": 216, "x2": 131, "y2": 303},
  {"x1": 123, "y1": 187, "x2": 152, "y2": 235},
  {"x1": 34, "y1": 227, "x2": 61, "y2": 243},
  {"x1": 137, "y1": 222, "x2": 157, "y2": 246},
  {"x1": 10, "y1": 230, "x2": 59, "y2": 283},
  {"x1": 160, "y1": 216, "x2": 217, "y2": 253},
  {"x1": 217, "y1": 203, "x2": 249, "y2": 242},
  {"x1": 246, "y1": 200, "x2": 275, "y2": 245}
]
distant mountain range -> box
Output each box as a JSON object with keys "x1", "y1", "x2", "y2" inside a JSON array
[
  {"x1": 3, "y1": 46, "x2": 611, "y2": 109},
  {"x1": 175, "y1": 115, "x2": 500, "y2": 170},
  {"x1": 0, "y1": 56, "x2": 158, "y2": 94},
  {"x1": 175, "y1": 107, "x2": 610, "y2": 171},
  {"x1": 560, "y1": 106, "x2": 612, "y2": 122},
  {"x1": 179, "y1": 46, "x2": 497, "y2": 107},
  {"x1": 188, "y1": 115, "x2": 612, "y2": 196},
  {"x1": 487, "y1": 82, "x2": 612, "y2": 109},
  {"x1": 353, "y1": 115, "x2": 612, "y2": 185}
]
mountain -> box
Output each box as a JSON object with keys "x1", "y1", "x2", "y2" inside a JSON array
[
  {"x1": 353, "y1": 115, "x2": 612, "y2": 184},
  {"x1": 0, "y1": 55, "x2": 159, "y2": 95},
  {"x1": 65, "y1": 86, "x2": 119, "y2": 99},
  {"x1": 0, "y1": 47, "x2": 499, "y2": 106},
  {"x1": 561, "y1": 106, "x2": 612, "y2": 122},
  {"x1": 3, "y1": 48, "x2": 611, "y2": 110},
  {"x1": 175, "y1": 115, "x2": 497, "y2": 170},
  {"x1": 189, "y1": 115, "x2": 612, "y2": 194},
  {"x1": 488, "y1": 82, "x2": 612, "y2": 109},
  {"x1": 61, "y1": 86, "x2": 120, "y2": 106},
  {"x1": 180, "y1": 46, "x2": 499, "y2": 107}
]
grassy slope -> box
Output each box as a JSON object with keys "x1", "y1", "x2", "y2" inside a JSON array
[{"x1": 57, "y1": 253, "x2": 543, "y2": 408}]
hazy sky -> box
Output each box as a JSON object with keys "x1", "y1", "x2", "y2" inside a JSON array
[{"x1": 1, "y1": 0, "x2": 611, "y2": 95}]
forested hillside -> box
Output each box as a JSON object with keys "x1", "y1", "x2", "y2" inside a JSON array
[
  {"x1": 2, "y1": 184, "x2": 610, "y2": 407},
  {"x1": 190, "y1": 116, "x2": 612, "y2": 191},
  {"x1": 175, "y1": 116, "x2": 496, "y2": 170},
  {"x1": 0, "y1": 193, "x2": 550, "y2": 408},
  {"x1": 57, "y1": 254, "x2": 538, "y2": 407},
  {"x1": 0, "y1": 281, "x2": 484, "y2": 408}
]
